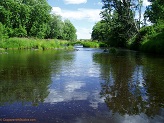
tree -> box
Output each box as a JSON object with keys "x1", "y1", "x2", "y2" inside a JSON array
[
  {"x1": 62, "y1": 20, "x2": 77, "y2": 41},
  {"x1": 145, "y1": 0, "x2": 164, "y2": 24},
  {"x1": 27, "y1": 0, "x2": 51, "y2": 38},
  {"x1": 101, "y1": 0, "x2": 138, "y2": 47},
  {"x1": 0, "y1": 0, "x2": 51, "y2": 38},
  {"x1": 47, "y1": 15, "x2": 64, "y2": 39},
  {"x1": 0, "y1": 0, "x2": 77, "y2": 40},
  {"x1": 91, "y1": 20, "x2": 110, "y2": 41}
]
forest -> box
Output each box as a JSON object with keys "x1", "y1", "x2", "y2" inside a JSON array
[
  {"x1": 91, "y1": 0, "x2": 164, "y2": 54},
  {"x1": 0, "y1": 0, "x2": 76, "y2": 41}
]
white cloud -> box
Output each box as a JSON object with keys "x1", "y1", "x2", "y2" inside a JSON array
[
  {"x1": 143, "y1": 0, "x2": 151, "y2": 7},
  {"x1": 64, "y1": 0, "x2": 87, "y2": 4},
  {"x1": 76, "y1": 27, "x2": 92, "y2": 39},
  {"x1": 51, "y1": 7, "x2": 101, "y2": 39},
  {"x1": 51, "y1": 7, "x2": 62, "y2": 15},
  {"x1": 52, "y1": 7, "x2": 101, "y2": 22}
]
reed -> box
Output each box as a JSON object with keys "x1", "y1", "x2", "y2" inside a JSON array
[{"x1": 0, "y1": 37, "x2": 72, "y2": 50}]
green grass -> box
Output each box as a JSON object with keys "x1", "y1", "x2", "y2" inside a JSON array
[
  {"x1": 140, "y1": 32, "x2": 164, "y2": 54},
  {"x1": 0, "y1": 37, "x2": 72, "y2": 50},
  {"x1": 0, "y1": 38, "x2": 108, "y2": 50},
  {"x1": 82, "y1": 41, "x2": 99, "y2": 48},
  {"x1": 66, "y1": 40, "x2": 107, "y2": 48}
]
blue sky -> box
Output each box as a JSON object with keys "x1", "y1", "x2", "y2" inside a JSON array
[{"x1": 47, "y1": 0, "x2": 151, "y2": 39}]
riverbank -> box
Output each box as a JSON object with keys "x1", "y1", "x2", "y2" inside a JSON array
[
  {"x1": 0, "y1": 37, "x2": 74, "y2": 50},
  {"x1": 0, "y1": 38, "x2": 107, "y2": 50},
  {"x1": 128, "y1": 22, "x2": 164, "y2": 54},
  {"x1": 68, "y1": 40, "x2": 107, "y2": 48}
]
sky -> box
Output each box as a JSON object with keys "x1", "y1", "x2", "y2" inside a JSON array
[{"x1": 47, "y1": 0, "x2": 151, "y2": 39}]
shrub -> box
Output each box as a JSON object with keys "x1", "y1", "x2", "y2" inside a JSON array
[
  {"x1": 129, "y1": 26, "x2": 156, "y2": 50},
  {"x1": 12, "y1": 26, "x2": 27, "y2": 37},
  {"x1": 129, "y1": 20, "x2": 164, "y2": 54}
]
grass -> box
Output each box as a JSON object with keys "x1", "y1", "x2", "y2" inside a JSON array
[
  {"x1": 68, "y1": 40, "x2": 107, "y2": 48},
  {"x1": 0, "y1": 37, "x2": 73, "y2": 50},
  {"x1": 0, "y1": 38, "x2": 108, "y2": 51}
]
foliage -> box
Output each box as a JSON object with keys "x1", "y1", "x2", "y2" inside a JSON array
[
  {"x1": 129, "y1": 21, "x2": 164, "y2": 54},
  {"x1": 0, "y1": 22, "x2": 3, "y2": 41},
  {"x1": 93, "y1": 0, "x2": 138, "y2": 48},
  {"x1": 82, "y1": 41, "x2": 100, "y2": 48},
  {"x1": 145, "y1": 0, "x2": 164, "y2": 23},
  {"x1": 91, "y1": 20, "x2": 110, "y2": 41},
  {"x1": 129, "y1": 25, "x2": 156, "y2": 50},
  {"x1": 47, "y1": 15, "x2": 64, "y2": 39},
  {"x1": 82, "y1": 41, "x2": 107, "y2": 48},
  {"x1": 62, "y1": 20, "x2": 77, "y2": 41},
  {"x1": 12, "y1": 26, "x2": 27, "y2": 37},
  {"x1": 0, "y1": 37, "x2": 72, "y2": 50},
  {"x1": 0, "y1": 0, "x2": 77, "y2": 40}
]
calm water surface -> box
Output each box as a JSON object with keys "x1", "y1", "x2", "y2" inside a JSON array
[{"x1": 0, "y1": 48, "x2": 164, "y2": 123}]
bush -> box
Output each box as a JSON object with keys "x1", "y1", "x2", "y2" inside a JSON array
[
  {"x1": 129, "y1": 21, "x2": 164, "y2": 54},
  {"x1": 141, "y1": 31, "x2": 164, "y2": 54},
  {"x1": 82, "y1": 41, "x2": 99, "y2": 48},
  {"x1": 0, "y1": 22, "x2": 3, "y2": 41},
  {"x1": 12, "y1": 26, "x2": 27, "y2": 37},
  {"x1": 0, "y1": 22, "x2": 8, "y2": 41},
  {"x1": 129, "y1": 26, "x2": 156, "y2": 50}
]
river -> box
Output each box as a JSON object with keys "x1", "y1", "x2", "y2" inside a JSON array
[{"x1": 0, "y1": 47, "x2": 164, "y2": 123}]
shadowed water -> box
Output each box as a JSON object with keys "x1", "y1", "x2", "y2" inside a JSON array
[{"x1": 0, "y1": 48, "x2": 164, "y2": 123}]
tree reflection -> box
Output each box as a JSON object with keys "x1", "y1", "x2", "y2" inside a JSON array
[
  {"x1": 93, "y1": 51, "x2": 164, "y2": 116},
  {"x1": 0, "y1": 50, "x2": 73, "y2": 106}
]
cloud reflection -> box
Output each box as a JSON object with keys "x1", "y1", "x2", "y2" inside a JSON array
[
  {"x1": 44, "y1": 80, "x2": 105, "y2": 109},
  {"x1": 44, "y1": 81, "x2": 88, "y2": 104},
  {"x1": 65, "y1": 81, "x2": 86, "y2": 92}
]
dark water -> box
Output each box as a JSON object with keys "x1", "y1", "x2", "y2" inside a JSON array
[{"x1": 0, "y1": 48, "x2": 164, "y2": 123}]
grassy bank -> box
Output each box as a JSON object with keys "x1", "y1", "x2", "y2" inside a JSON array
[
  {"x1": 0, "y1": 37, "x2": 73, "y2": 50},
  {"x1": 129, "y1": 22, "x2": 164, "y2": 54},
  {"x1": 68, "y1": 40, "x2": 107, "y2": 48}
]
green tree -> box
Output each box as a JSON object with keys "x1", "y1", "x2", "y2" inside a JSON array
[
  {"x1": 100, "y1": 0, "x2": 138, "y2": 47},
  {"x1": 27, "y1": 0, "x2": 51, "y2": 38},
  {"x1": 0, "y1": 0, "x2": 77, "y2": 40},
  {"x1": 91, "y1": 20, "x2": 110, "y2": 41},
  {"x1": 145, "y1": 0, "x2": 164, "y2": 24},
  {"x1": 0, "y1": 0, "x2": 51, "y2": 38},
  {"x1": 47, "y1": 15, "x2": 64, "y2": 39},
  {"x1": 62, "y1": 20, "x2": 77, "y2": 41}
]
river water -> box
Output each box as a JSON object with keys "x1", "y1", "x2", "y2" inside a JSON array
[{"x1": 0, "y1": 47, "x2": 164, "y2": 123}]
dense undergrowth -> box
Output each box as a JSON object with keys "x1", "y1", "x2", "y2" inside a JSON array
[{"x1": 129, "y1": 21, "x2": 164, "y2": 54}]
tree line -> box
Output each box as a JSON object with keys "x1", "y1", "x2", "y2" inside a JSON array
[
  {"x1": 0, "y1": 0, "x2": 77, "y2": 41},
  {"x1": 92, "y1": 0, "x2": 164, "y2": 53}
]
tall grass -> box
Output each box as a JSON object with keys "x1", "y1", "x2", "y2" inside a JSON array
[
  {"x1": 82, "y1": 41, "x2": 100, "y2": 48},
  {"x1": 0, "y1": 37, "x2": 72, "y2": 50},
  {"x1": 67, "y1": 40, "x2": 107, "y2": 48}
]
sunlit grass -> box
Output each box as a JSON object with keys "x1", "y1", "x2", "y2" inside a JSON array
[{"x1": 0, "y1": 37, "x2": 72, "y2": 50}]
